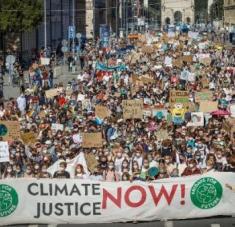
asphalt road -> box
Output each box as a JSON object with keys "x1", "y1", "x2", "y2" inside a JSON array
[{"x1": 6, "y1": 217, "x2": 235, "y2": 227}]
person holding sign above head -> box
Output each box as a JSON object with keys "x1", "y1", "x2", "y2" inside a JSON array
[{"x1": 53, "y1": 161, "x2": 70, "y2": 179}]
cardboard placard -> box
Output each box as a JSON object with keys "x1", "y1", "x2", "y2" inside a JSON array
[
  {"x1": 169, "y1": 90, "x2": 189, "y2": 108},
  {"x1": 82, "y1": 132, "x2": 103, "y2": 148},
  {"x1": 122, "y1": 100, "x2": 143, "y2": 120},
  {"x1": 95, "y1": 105, "x2": 110, "y2": 119},
  {"x1": 201, "y1": 77, "x2": 210, "y2": 88},
  {"x1": 195, "y1": 90, "x2": 213, "y2": 103},
  {"x1": 199, "y1": 57, "x2": 211, "y2": 66},
  {"x1": 140, "y1": 75, "x2": 155, "y2": 84},
  {"x1": 173, "y1": 59, "x2": 183, "y2": 68},
  {"x1": 0, "y1": 121, "x2": 21, "y2": 141},
  {"x1": 45, "y1": 88, "x2": 63, "y2": 98},
  {"x1": 182, "y1": 55, "x2": 193, "y2": 63},
  {"x1": 20, "y1": 132, "x2": 37, "y2": 145},
  {"x1": 199, "y1": 101, "x2": 218, "y2": 113},
  {"x1": 142, "y1": 46, "x2": 154, "y2": 54}
]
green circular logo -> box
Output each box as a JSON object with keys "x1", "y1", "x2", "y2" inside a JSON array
[
  {"x1": 191, "y1": 177, "x2": 223, "y2": 209},
  {"x1": 0, "y1": 124, "x2": 8, "y2": 136},
  {"x1": 0, "y1": 184, "x2": 18, "y2": 217}
]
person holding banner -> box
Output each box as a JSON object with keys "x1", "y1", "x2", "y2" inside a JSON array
[
  {"x1": 181, "y1": 159, "x2": 202, "y2": 177},
  {"x1": 53, "y1": 161, "x2": 70, "y2": 179}
]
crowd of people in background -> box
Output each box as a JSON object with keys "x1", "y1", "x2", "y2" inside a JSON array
[{"x1": 0, "y1": 29, "x2": 235, "y2": 182}]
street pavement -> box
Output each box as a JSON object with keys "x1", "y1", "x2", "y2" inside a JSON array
[
  {"x1": 2, "y1": 65, "x2": 78, "y2": 100},
  {"x1": 6, "y1": 217, "x2": 235, "y2": 227}
]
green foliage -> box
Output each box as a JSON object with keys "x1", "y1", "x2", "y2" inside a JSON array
[
  {"x1": 0, "y1": 0, "x2": 43, "y2": 33},
  {"x1": 210, "y1": 0, "x2": 224, "y2": 20}
]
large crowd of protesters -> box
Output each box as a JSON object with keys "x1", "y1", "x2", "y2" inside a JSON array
[{"x1": 0, "y1": 28, "x2": 235, "y2": 182}]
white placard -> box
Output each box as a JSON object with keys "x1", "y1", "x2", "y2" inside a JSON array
[
  {"x1": 51, "y1": 123, "x2": 64, "y2": 132},
  {"x1": 0, "y1": 141, "x2": 9, "y2": 162}
]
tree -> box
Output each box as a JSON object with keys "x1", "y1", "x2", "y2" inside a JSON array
[
  {"x1": 0, "y1": 0, "x2": 43, "y2": 62},
  {"x1": 0, "y1": 0, "x2": 43, "y2": 33},
  {"x1": 210, "y1": 0, "x2": 224, "y2": 21},
  {"x1": 194, "y1": 0, "x2": 208, "y2": 23}
]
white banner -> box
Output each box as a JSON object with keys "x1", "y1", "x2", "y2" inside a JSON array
[
  {"x1": 0, "y1": 142, "x2": 9, "y2": 163},
  {"x1": 0, "y1": 173, "x2": 235, "y2": 225}
]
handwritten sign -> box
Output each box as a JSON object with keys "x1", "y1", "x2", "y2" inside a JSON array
[
  {"x1": 82, "y1": 133, "x2": 103, "y2": 148},
  {"x1": 140, "y1": 75, "x2": 155, "y2": 84},
  {"x1": 182, "y1": 55, "x2": 193, "y2": 63},
  {"x1": 199, "y1": 101, "x2": 218, "y2": 113},
  {"x1": 170, "y1": 90, "x2": 189, "y2": 108},
  {"x1": 122, "y1": 100, "x2": 143, "y2": 120},
  {"x1": 20, "y1": 132, "x2": 37, "y2": 145},
  {"x1": 0, "y1": 121, "x2": 21, "y2": 141},
  {"x1": 195, "y1": 90, "x2": 213, "y2": 103},
  {"x1": 95, "y1": 105, "x2": 110, "y2": 119},
  {"x1": 173, "y1": 59, "x2": 183, "y2": 68},
  {"x1": 45, "y1": 88, "x2": 63, "y2": 98}
]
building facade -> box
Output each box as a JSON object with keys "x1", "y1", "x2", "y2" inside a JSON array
[
  {"x1": 224, "y1": 0, "x2": 235, "y2": 29},
  {"x1": 161, "y1": 0, "x2": 195, "y2": 25}
]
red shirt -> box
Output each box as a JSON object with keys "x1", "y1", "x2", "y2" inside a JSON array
[{"x1": 181, "y1": 167, "x2": 201, "y2": 177}]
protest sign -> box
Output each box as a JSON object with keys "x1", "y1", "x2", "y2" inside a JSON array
[
  {"x1": 142, "y1": 46, "x2": 154, "y2": 54},
  {"x1": 0, "y1": 173, "x2": 235, "y2": 225},
  {"x1": 199, "y1": 57, "x2": 211, "y2": 66},
  {"x1": 199, "y1": 101, "x2": 218, "y2": 113},
  {"x1": 0, "y1": 141, "x2": 9, "y2": 162},
  {"x1": 201, "y1": 77, "x2": 210, "y2": 88},
  {"x1": 170, "y1": 90, "x2": 189, "y2": 109},
  {"x1": 195, "y1": 90, "x2": 213, "y2": 102},
  {"x1": 82, "y1": 132, "x2": 103, "y2": 148},
  {"x1": 0, "y1": 121, "x2": 21, "y2": 141},
  {"x1": 82, "y1": 99, "x2": 92, "y2": 110},
  {"x1": 182, "y1": 55, "x2": 193, "y2": 63},
  {"x1": 40, "y1": 57, "x2": 50, "y2": 65},
  {"x1": 187, "y1": 112, "x2": 204, "y2": 127},
  {"x1": 122, "y1": 100, "x2": 143, "y2": 119},
  {"x1": 20, "y1": 132, "x2": 37, "y2": 145},
  {"x1": 51, "y1": 123, "x2": 64, "y2": 132},
  {"x1": 143, "y1": 108, "x2": 152, "y2": 117},
  {"x1": 164, "y1": 56, "x2": 172, "y2": 66},
  {"x1": 188, "y1": 31, "x2": 199, "y2": 39},
  {"x1": 45, "y1": 88, "x2": 63, "y2": 98},
  {"x1": 155, "y1": 128, "x2": 170, "y2": 140},
  {"x1": 167, "y1": 32, "x2": 175, "y2": 38},
  {"x1": 140, "y1": 75, "x2": 155, "y2": 84},
  {"x1": 173, "y1": 59, "x2": 183, "y2": 68},
  {"x1": 95, "y1": 105, "x2": 110, "y2": 119},
  {"x1": 152, "y1": 109, "x2": 168, "y2": 120}
]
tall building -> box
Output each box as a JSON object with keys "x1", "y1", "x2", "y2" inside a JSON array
[
  {"x1": 161, "y1": 0, "x2": 194, "y2": 25},
  {"x1": 224, "y1": 0, "x2": 235, "y2": 29}
]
